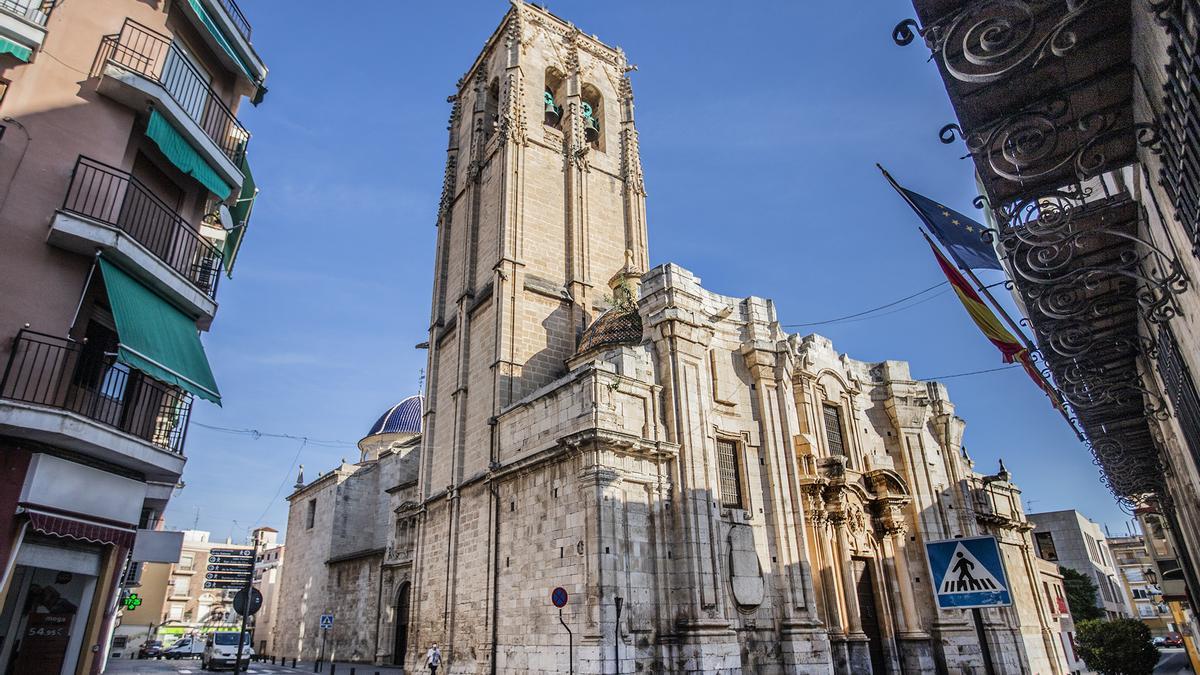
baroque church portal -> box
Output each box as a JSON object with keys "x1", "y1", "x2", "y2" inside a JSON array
[{"x1": 275, "y1": 4, "x2": 1068, "y2": 674}]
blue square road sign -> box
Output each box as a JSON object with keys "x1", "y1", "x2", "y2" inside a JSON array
[{"x1": 924, "y1": 535, "x2": 1012, "y2": 609}]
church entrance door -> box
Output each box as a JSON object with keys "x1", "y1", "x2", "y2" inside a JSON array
[
  {"x1": 394, "y1": 582, "x2": 411, "y2": 665},
  {"x1": 853, "y1": 558, "x2": 887, "y2": 674}
]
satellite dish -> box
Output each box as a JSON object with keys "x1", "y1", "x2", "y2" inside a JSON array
[{"x1": 219, "y1": 204, "x2": 235, "y2": 230}]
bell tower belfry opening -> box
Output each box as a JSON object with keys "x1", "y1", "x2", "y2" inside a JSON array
[{"x1": 410, "y1": 3, "x2": 648, "y2": 672}]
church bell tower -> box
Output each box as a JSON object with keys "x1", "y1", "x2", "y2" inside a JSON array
[{"x1": 409, "y1": 3, "x2": 648, "y2": 671}]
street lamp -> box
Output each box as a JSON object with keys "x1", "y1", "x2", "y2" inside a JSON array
[{"x1": 1145, "y1": 567, "x2": 1159, "y2": 585}]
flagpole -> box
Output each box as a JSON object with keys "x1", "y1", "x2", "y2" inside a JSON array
[
  {"x1": 876, "y1": 164, "x2": 1036, "y2": 351},
  {"x1": 877, "y1": 165, "x2": 1083, "y2": 440}
]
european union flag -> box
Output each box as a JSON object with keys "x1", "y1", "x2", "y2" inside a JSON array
[{"x1": 898, "y1": 187, "x2": 1002, "y2": 270}]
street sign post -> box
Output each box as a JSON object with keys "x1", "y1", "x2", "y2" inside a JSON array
[
  {"x1": 209, "y1": 548, "x2": 256, "y2": 674},
  {"x1": 233, "y1": 587, "x2": 263, "y2": 616},
  {"x1": 317, "y1": 614, "x2": 334, "y2": 673},
  {"x1": 925, "y1": 535, "x2": 1011, "y2": 675},
  {"x1": 550, "y1": 588, "x2": 572, "y2": 675}
]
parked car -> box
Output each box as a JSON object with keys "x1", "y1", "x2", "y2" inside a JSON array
[
  {"x1": 163, "y1": 636, "x2": 205, "y2": 659},
  {"x1": 202, "y1": 632, "x2": 254, "y2": 671},
  {"x1": 1162, "y1": 632, "x2": 1184, "y2": 648},
  {"x1": 137, "y1": 640, "x2": 163, "y2": 659},
  {"x1": 1153, "y1": 635, "x2": 1167, "y2": 646}
]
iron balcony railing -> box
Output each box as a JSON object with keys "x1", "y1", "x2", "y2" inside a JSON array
[
  {"x1": 94, "y1": 19, "x2": 248, "y2": 163},
  {"x1": 0, "y1": 0, "x2": 53, "y2": 26},
  {"x1": 0, "y1": 330, "x2": 192, "y2": 455},
  {"x1": 214, "y1": 0, "x2": 252, "y2": 42},
  {"x1": 63, "y1": 156, "x2": 223, "y2": 300}
]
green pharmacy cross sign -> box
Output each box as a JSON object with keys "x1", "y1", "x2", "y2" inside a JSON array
[{"x1": 123, "y1": 593, "x2": 143, "y2": 611}]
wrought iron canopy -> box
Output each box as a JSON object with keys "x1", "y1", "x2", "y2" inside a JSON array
[{"x1": 898, "y1": 0, "x2": 1189, "y2": 505}]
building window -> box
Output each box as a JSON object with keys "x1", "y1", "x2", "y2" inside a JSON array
[
  {"x1": 716, "y1": 438, "x2": 744, "y2": 509},
  {"x1": 1034, "y1": 532, "x2": 1058, "y2": 561},
  {"x1": 112, "y1": 636, "x2": 128, "y2": 649},
  {"x1": 544, "y1": 68, "x2": 565, "y2": 128},
  {"x1": 1044, "y1": 581, "x2": 1056, "y2": 614},
  {"x1": 307, "y1": 499, "x2": 317, "y2": 529},
  {"x1": 823, "y1": 404, "x2": 845, "y2": 456},
  {"x1": 169, "y1": 604, "x2": 183, "y2": 621},
  {"x1": 178, "y1": 553, "x2": 194, "y2": 572},
  {"x1": 580, "y1": 83, "x2": 603, "y2": 150}
]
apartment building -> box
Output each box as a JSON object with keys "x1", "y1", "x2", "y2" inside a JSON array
[
  {"x1": 249, "y1": 526, "x2": 283, "y2": 656},
  {"x1": 1029, "y1": 511, "x2": 1131, "y2": 620},
  {"x1": 0, "y1": 0, "x2": 267, "y2": 672},
  {"x1": 1109, "y1": 534, "x2": 1172, "y2": 635},
  {"x1": 1036, "y1": 558, "x2": 1085, "y2": 674}
]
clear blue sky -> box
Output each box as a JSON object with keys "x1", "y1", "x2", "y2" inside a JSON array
[{"x1": 165, "y1": 1, "x2": 1135, "y2": 542}]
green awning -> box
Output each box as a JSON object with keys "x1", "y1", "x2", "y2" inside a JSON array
[
  {"x1": 0, "y1": 38, "x2": 31, "y2": 63},
  {"x1": 146, "y1": 110, "x2": 233, "y2": 200},
  {"x1": 222, "y1": 153, "x2": 257, "y2": 277},
  {"x1": 184, "y1": 0, "x2": 254, "y2": 81},
  {"x1": 98, "y1": 258, "x2": 221, "y2": 404}
]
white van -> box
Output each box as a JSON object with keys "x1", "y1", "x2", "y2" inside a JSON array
[
  {"x1": 162, "y1": 636, "x2": 205, "y2": 659},
  {"x1": 201, "y1": 632, "x2": 254, "y2": 671}
]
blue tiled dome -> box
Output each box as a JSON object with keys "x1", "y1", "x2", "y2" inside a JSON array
[{"x1": 366, "y1": 395, "x2": 423, "y2": 436}]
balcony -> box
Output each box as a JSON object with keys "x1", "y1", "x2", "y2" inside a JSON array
[
  {"x1": 93, "y1": 20, "x2": 246, "y2": 186},
  {"x1": 213, "y1": 0, "x2": 251, "y2": 42},
  {"x1": 0, "y1": 330, "x2": 190, "y2": 482},
  {"x1": 0, "y1": 0, "x2": 52, "y2": 54},
  {"x1": 48, "y1": 156, "x2": 221, "y2": 326}
]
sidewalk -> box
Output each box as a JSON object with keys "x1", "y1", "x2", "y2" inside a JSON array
[{"x1": 265, "y1": 658, "x2": 405, "y2": 675}]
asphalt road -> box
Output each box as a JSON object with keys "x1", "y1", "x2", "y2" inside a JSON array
[
  {"x1": 1155, "y1": 648, "x2": 1194, "y2": 674},
  {"x1": 107, "y1": 659, "x2": 294, "y2": 675}
]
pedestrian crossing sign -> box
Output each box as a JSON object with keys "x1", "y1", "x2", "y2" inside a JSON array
[{"x1": 924, "y1": 536, "x2": 1012, "y2": 609}]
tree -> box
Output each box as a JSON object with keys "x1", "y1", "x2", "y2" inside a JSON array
[
  {"x1": 1061, "y1": 567, "x2": 1105, "y2": 622},
  {"x1": 1076, "y1": 618, "x2": 1159, "y2": 675}
]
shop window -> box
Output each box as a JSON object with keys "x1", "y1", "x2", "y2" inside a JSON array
[
  {"x1": 716, "y1": 438, "x2": 744, "y2": 509},
  {"x1": 823, "y1": 404, "x2": 845, "y2": 456}
]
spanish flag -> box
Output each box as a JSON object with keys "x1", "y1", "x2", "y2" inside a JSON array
[{"x1": 927, "y1": 238, "x2": 1060, "y2": 406}]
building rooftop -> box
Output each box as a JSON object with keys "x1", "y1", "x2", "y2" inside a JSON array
[{"x1": 366, "y1": 395, "x2": 423, "y2": 437}]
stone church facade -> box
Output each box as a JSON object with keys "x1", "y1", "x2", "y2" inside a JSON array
[{"x1": 276, "y1": 4, "x2": 1067, "y2": 674}]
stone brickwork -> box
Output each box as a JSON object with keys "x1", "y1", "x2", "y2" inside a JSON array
[
  {"x1": 285, "y1": 4, "x2": 1069, "y2": 673},
  {"x1": 274, "y1": 433, "x2": 421, "y2": 665}
]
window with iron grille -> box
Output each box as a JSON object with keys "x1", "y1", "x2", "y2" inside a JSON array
[
  {"x1": 823, "y1": 404, "x2": 845, "y2": 456},
  {"x1": 1157, "y1": 325, "x2": 1200, "y2": 471},
  {"x1": 1158, "y1": 2, "x2": 1200, "y2": 253},
  {"x1": 716, "y1": 439, "x2": 744, "y2": 509}
]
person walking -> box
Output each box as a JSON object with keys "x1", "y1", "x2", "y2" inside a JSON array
[{"x1": 425, "y1": 642, "x2": 442, "y2": 674}]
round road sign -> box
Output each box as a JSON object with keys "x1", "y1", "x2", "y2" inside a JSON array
[{"x1": 551, "y1": 587, "x2": 568, "y2": 608}]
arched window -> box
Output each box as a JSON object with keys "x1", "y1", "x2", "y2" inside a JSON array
[
  {"x1": 485, "y1": 77, "x2": 499, "y2": 140},
  {"x1": 581, "y1": 83, "x2": 604, "y2": 151},
  {"x1": 544, "y1": 68, "x2": 565, "y2": 129}
]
